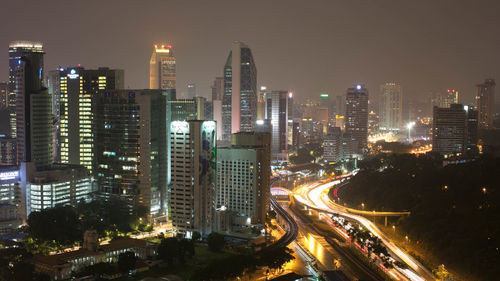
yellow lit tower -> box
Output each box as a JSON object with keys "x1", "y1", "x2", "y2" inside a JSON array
[{"x1": 149, "y1": 44, "x2": 176, "y2": 90}]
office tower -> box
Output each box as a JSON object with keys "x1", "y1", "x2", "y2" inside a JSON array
[
  {"x1": 324, "y1": 126, "x2": 342, "y2": 162},
  {"x1": 149, "y1": 44, "x2": 175, "y2": 90},
  {"x1": 204, "y1": 100, "x2": 213, "y2": 120},
  {"x1": 211, "y1": 77, "x2": 224, "y2": 101},
  {"x1": 55, "y1": 67, "x2": 124, "y2": 171},
  {"x1": 93, "y1": 90, "x2": 167, "y2": 215},
  {"x1": 14, "y1": 43, "x2": 52, "y2": 168},
  {"x1": 0, "y1": 82, "x2": 7, "y2": 109},
  {"x1": 187, "y1": 83, "x2": 196, "y2": 98},
  {"x1": 26, "y1": 164, "x2": 92, "y2": 214},
  {"x1": 170, "y1": 120, "x2": 216, "y2": 235},
  {"x1": 169, "y1": 97, "x2": 205, "y2": 121},
  {"x1": 265, "y1": 90, "x2": 291, "y2": 161},
  {"x1": 475, "y1": 79, "x2": 496, "y2": 129},
  {"x1": 45, "y1": 71, "x2": 61, "y2": 162},
  {"x1": 335, "y1": 95, "x2": 345, "y2": 116},
  {"x1": 0, "y1": 167, "x2": 22, "y2": 234},
  {"x1": 8, "y1": 41, "x2": 44, "y2": 138},
  {"x1": 212, "y1": 100, "x2": 223, "y2": 140},
  {"x1": 432, "y1": 104, "x2": 478, "y2": 155},
  {"x1": 257, "y1": 86, "x2": 269, "y2": 120},
  {"x1": 222, "y1": 41, "x2": 257, "y2": 142},
  {"x1": 379, "y1": 82, "x2": 402, "y2": 131},
  {"x1": 0, "y1": 137, "x2": 16, "y2": 165},
  {"x1": 429, "y1": 89, "x2": 459, "y2": 112},
  {"x1": 319, "y1": 92, "x2": 335, "y2": 122},
  {"x1": 215, "y1": 132, "x2": 270, "y2": 224},
  {"x1": 345, "y1": 84, "x2": 369, "y2": 156}
]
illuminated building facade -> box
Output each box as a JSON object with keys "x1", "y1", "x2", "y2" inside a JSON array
[
  {"x1": 170, "y1": 121, "x2": 216, "y2": 236},
  {"x1": 345, "y1": 84, "x2": 369, "y2": 156},
  {"x1": 379, "y1": 82, "x2": 402, "y2": 131},
  {"x1": 217, "y1": 132, "x2": 271, "y2": 224},
  {"x1": 324, "y1": 126, "x2": 342, "y2": 162},
  {"x1": 0, "y1": 167, "x2": 22, "y2": 234},
  {"x1": 475, "y1": 79, "x2": 496, "y2": 130},
  {"x1": 55, "y1": 67, "x2": 124, "y2": 171},
  {"x1": 0, "y1": 137, "x2": 16, "y2": 166},
  {"x1": 93, "y1": 90, "x2": 168, "y2": 215},
  {"x1": 149, "y1": 44, "x2": 175, "y2": 90},
  {"x1": 8, "y1": 41, "x2": 44, "y2": 139},
  {"x1": 222, "y1": 41, "x2": 257, "y2": 142},
  {"x1": 169, "y1": 97, "x2": 205, "y2": 122},
  {"x1": 432, "y1": 104, "x2": 478, "y2": 155}
]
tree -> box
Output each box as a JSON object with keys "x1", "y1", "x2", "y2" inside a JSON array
[
  {"x1": 192, "y1": 231, "x2": 201, "y2": 242},
  {"x1": 434, "y1": 264, "x2": 453, "y2": 281},
  {"x1": 259, "y1": 246, "x2": 295, "y2": 271},
  {"x1": 117, "y1": 251, "x2": 137, "y2": 273},
  {"x1": 207, "y1": 232, "x2": 225, "y2": 252},
  {"x1": 157, "y1": 237, "x2": 180, "y2": 265}
]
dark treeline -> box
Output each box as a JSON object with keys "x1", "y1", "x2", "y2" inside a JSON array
[{"x1": 338, "y1": 154, "x2": 500, "y2": 281}]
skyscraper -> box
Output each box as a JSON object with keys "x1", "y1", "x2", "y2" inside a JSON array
[
  {"x1": 149, "y1": 44, "x2": 175, "y2": 90},
  {"x1": 324, "y1": 126, "x2": 342, "y2": 162},
  {"x1": 211, "y1": 77, "x2": 224, "y2": 101},
  {"x1": 187, "y1": 83, "x2": 196, "y2": 98},
  {"x1": 345, "y1": 84, "x2": 369, "y2": 156},
  {"x1": 432, "y1": 104, "x2": 478, "y2": 155},
  {"x1": 475, "y1": 79, "x2": 496, "y2": 130},
  {"x1": 13, "y1": 42, "x2": 52, "y2": 168},
  {"x1": 93, "y1": 90, "x2": 167, "y2": 215},
  {"x1": 55, "y1": 67, "x2": 124, "y2": 171},
  {"x1": 8, "y1": 41, "x2": 44, "y2": 139},
  {"x1": 170, "y1": 121, "x2": 216, "y2": 236},
  {"x1": 379, "y1": 83, "x2": 402, "y2": 131},
  {"x1": 265, "y1": 90, "x2": 291, "y2": 161},
  {"x1": 222, "y1": 41, "x2": 257, "y2": 142}
]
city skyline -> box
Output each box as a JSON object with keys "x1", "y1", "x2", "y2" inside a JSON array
[{"x1": 0, "y1": 0, "x2": 498, "y2": 104}]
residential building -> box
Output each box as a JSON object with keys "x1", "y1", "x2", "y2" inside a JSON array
[
  {"x1": 93, "y1": 90, "x2": 168, "y2": 215},
  {"x1": 149, "y1": 44, "x2": 175, "y2": 90},
  {"x1": 222, "y1": 41, "x2": 257, "y2": 142},
  {"x1": 475, "y1": 79, "x2": 496, "y2": 129},
  {"x1": 169, "y1": 120, "x2": 216, "y2": 236}
]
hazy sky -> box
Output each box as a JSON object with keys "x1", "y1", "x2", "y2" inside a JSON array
[{"x1": 1, "y1": 0, "x2": 499, "y2": 104}]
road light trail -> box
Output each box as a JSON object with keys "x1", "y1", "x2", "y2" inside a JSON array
[{"x1": 293, "y1": 178, "x2": 436, "y2": 281}]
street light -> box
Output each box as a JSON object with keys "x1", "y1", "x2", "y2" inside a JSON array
[{"x1": 407, "y1": 122, "x2": 416, "y2": 143}]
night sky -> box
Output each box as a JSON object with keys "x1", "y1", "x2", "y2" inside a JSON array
[{"x1": 1, "y1": 0, "x2": 499, "y2": 104}]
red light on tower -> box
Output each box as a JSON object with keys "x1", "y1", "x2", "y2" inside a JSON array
[
  {"x1": 447, "y1": 89, "x2": 450, "y2": 93},
  {"x1": 167, "y1": 45, "x2": 172, "y2": 49},
  {"x1": 452, "y1": 89, "x2": 455, "y2": 93}
]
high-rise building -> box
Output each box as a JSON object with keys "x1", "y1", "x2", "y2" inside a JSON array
[
  {"x1": 335, "y1": 95, "x2": 345, "y2": 116},
  {"x1": 187, "y1": 83, "x2": 196, "y2": 98},
  {"x1": 13, "y1": 42, "x2": 52, "y2": 168},
  {"x1": 324, "y1": 126, "x2": 342, "y2": 162},
  {"x1": 216, "y1": 132, "x2": 270, "y2": 224},
  {"x1": 319, "y1": 92, "x2": 335, "y2": 123},
  {"x1": 429, "y1": 90, "x2": 459, "y2": 112},
  {"x1": 8, "y1": 41, "x2": 44, "y2": 139},
  {"x1": 211, "y1": 77, "x2": 224, "y2": 101},
  {"x1": 93, "y1": 90, "x2": 167, "y2": 215},
  {"x1": 0, "y1": 82, "x2": 7, "y2": 109},
  {"x1": 170, "y1": 120, "x2": 216, "y2": 236},
  {"x1": 149, "y1": 44, "x2": 175, "y2": 90},
  {"x1": 257, "y1": 86, "x2": 269, "y2": 120},
  {"x1": 345, "y1": 84, "x2": 369, "y2": 156},
  {"x1": 0, "y1": 167, "x2": 22, "y2": 234},
  {"x1": 169, "y1": 97, "x2": 205, "y2": 121},
  {"x1": 0, "y1": 137, "x2": 16, "y2": 166},
  {"x1": 265, "y1": 90, "x2": 291, "y2": 162},
  {"x1": 475, "y1": 79, "x2": 496, "y2": 130},
  {"x1": 432, "y1": 104, "x2": 478, "y2": 155},
  {"x1": 222, "y1": 41, "x2": 257, "y2": 142},
  {"x1": 54, "y1": 67, "x2": 124, "y2": 171},
  {"x1": 379, "y1": 83, "x2": 402, "y2": 131}
]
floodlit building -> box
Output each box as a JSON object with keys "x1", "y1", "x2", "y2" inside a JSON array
[
  {"x1": 51, "y1": 67, "x2": 124, "y2": 171},
  {"x1": 149, "y1": 44, "x2": 175, "y2": 90},
  {"x1": 379, "y1": 83, "x2": 402, "y2": 131},
  {"x1": 222, "y1": 41, "x2": 257, "y2": 142},
  {"x1": 324, "y1": 127, "x2": 342, "y2": 162},
  {"x1": 217, "y1": 132, "x2": 271, "y2": 225},
  {"x1": 345, "y1": 84, "x2": 369, "y2": 156},
  {"x1": 93, "y1": 90, "x2": 168, "y2": 216},
  {"x1": 475, "y1": 79, "x2": 496, "y2": 130},
  {"x1": 265, "y1": 90, "x2": 292, "y2": 162},
  {"x1": 0, "y1": 167, "x2": 22, "y2": 234},
  {"x1": 169, "y1": 120, "x2": 216, "y2": 236}
]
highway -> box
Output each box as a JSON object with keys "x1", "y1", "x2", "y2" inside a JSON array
[
  {"x1": 293, "y1": 177, "x2": 436, "y2": 281},
  {"x1": 267, "y1": 196, "x2": 299, "y2": 249}
]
